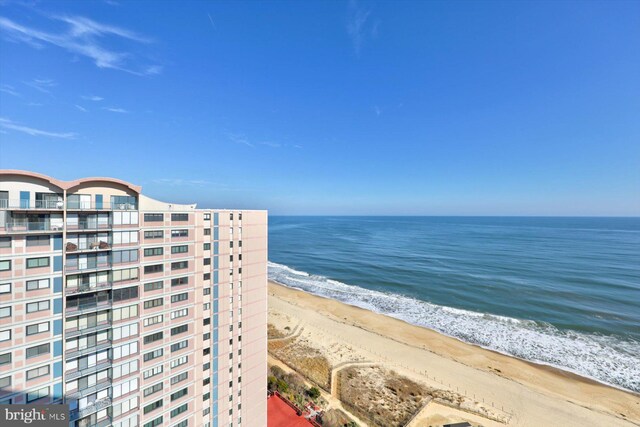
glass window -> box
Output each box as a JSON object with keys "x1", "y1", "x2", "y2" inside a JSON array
[
  {"x1": 143, "y1": 349, "x2": 163, "y2": 362},
  {"x1": 26, "y1": 322, "x2": 49, "y2": 335},
  {"x1": 26, "y1": 257, "x2": 49, "y2": 269},
  {"x1": 26, "y1": 300, "x2": 50, "y2": 313},
  {"x1": 143, "y1": 314, "x2": 163, "y2": 326},
  {"x1": 0, "y1": 260, "x2": 11, "y2": 271},
  {"x1": 171, "y1": 261, "x2": 188, "y2": 270},
  {"x1": 171, "y1": 245, "x2": 188, "y2": 254},
  {"x1": 144, "y1": 247, "x2": 163, "y2": 257},
  {"x1": 171, "y1": 293, "x2": 188, "y2": 303},
  {"x1": 170, "y1": 403, "x2": 188, "y2": 418},
  {"x1": 171, "y1": 325, "x2": 188, "y2": 336},
  {"x1": 26, "y1": 386, "x2": 49, "y2": 402},
  {"x1": 26, "y1": 365, "x2": 49, "y2": 380},
  {"x1": 0, "y1": 376, "x2": 11, "y2": 390},
  {"x1": 143, "y1": 416, "x2": 163, "y2": 427},
  {"x1": 26, "y1": 235, "x2": 50, "y2": 247},
  {"x1": 143, "y1": 382, "x2": 163, "y2": 397},
  {"x1": 144, "y1": 264, "x2": 163, "y2": 274},
  {"x1": 171, "y1": 213, "x2": 188, "y2": 221},
  {"x1": 143, "y1": 399, "x2": 163, "y2": 414},
  {"x1": 171, "y1": 229, "x2": 188, "y2": 238},
  {"x1": 144, "y1": 281, "x2": 163, "y2": 292},
  {"x1": 0, "y1": 283, "x2": 10, "y2": 294},
  {"x1": 0, "y1": 353, "x2": 11, "y2": 366},
  {"x1": 26, "y1": 278, "x2": 49, "y2": 291},
  {"x1": 171, "y1": 372, "x2": 188, "y2": 385},
  {"x1": 170, "y1": 388, "x2": 188, "y2": 401},
  {"x1": 144, "y1": 230, "x2": 164, "y2": 239},
  {"x1": 111, "y1": 195, "x2": 137, "y2": 210},
  {"x1": 0, "y1": 330, "x2": 10, "y2": 342},
  {"x1": 144, "y1": 332, "x2": 163, "y2": 344},
  {"x1": 113, "y1": 286, "x2": 139, "y2": 302},
  {"x1": 0, "y1": 237, "x2": 11, "y2": 248},
  {"x1": 171, "y1": 277, "x2": 188, "y2": 287},
  {"x1": 144, "y1": 213, "x2": 164, "y2": 222},
  {"x1": 170, "y1": 340, "x2": 188, "y2": 352},
  {"x1": 26, "y1": 343, "x2": 50, "y2": 358},
  {"x1": 144, "y1": 298, "x2": 164, "y2": 309}
]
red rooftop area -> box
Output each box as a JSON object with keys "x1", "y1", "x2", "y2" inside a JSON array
[{"x1": 267, "y1": 393, "x2": 316, "y2": 427}]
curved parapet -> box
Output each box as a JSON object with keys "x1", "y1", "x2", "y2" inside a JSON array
[
  {"x1": 0, "y1": 169, "x2": 67, "y2": 192},
  {"x1": 0, "y1": 170, "x2": 141, "y2": 193},
  {"x1": 66, "y1": 177, "x2": 141, "y2": 194}
]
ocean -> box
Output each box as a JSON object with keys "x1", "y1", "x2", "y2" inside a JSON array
[{"x1": 267, "y1": 216, "x2": 640, "y2": 393}]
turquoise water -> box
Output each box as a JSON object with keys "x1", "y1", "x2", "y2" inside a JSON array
[{"x1": 267, "y1": 216, "x2": 640, "y2": 392}]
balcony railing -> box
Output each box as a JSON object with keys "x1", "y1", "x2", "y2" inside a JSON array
[
  {"x1": 69, "y1": 397, "x2": 112, "y2": 422},
  {"x1": 66, "y1": 281, "x2": 112, "y2": 295},
  {"x1": 0, "y1": 199, "x2": 64, "y2": 210},
  {"x1": 65, "y1": 340, "x2": 112, "y2": 361},
  {"x1": 66, "y1": 222, "x2": 112, "y2": 231},
  {"x1": 66, "y1": 241, "x2": 112, "y2": 252},
  {"x1": 3, "y1": 221, "x2": 63, "y2": 232},
  {"x1": 67, "y1": 201, "x2": 137, "y2": 211},
  {"x1": 66, "y1": 378, "x2": 112, "y2": 400},
  {"x1": 65, "y1": 319, "x2": 111, "y2": 338},
  {"x1": 65, "y1": 261, "x2": 111, "y2": 273},
  {"x1": 66, "y1": 298, "x2": 112, "y2": 315},
  {"x1": 65, "y1": 358, "x2": 112, "y2": 381}
]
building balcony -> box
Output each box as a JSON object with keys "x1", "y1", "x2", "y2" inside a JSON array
[
  {"x1": 67, "y1": 201, "x2": 137, "y2": 211},
  {"x1": 66, "y1": 281, "x2": 112, "y2": 295},
  {"x1": 66, "y1": 240, "x2": 112, "y2": 253},
  {"x1": 66, "y1": 222, "x2": 112, "y2": 232},
  {"x1": 65, "y1": 340, "x2": 113, "y2": 361},
  {"x1": 65, "y1": 261, "x2": 112, "y2": 273},
  {"x1": 65, "y1": 358, "x2": 112, "y2": 381},
  {"x1": 66, "y1": 298, "x2": 112, "y2": 315},
  {"x1": 3, "y1": 221, "x2": 63, "y2": 233},
  {"x1": 69, "y1": 397, "x2": 112, "y2": 422},
  {"x1": 0, "y1": 199, "x2": 64, "y2": 210},
  {"x1": 65, "y1": 320, "x2": 111, "y2": 338},
  {"x1": 66, "y1": 378, "x2": 112, "y2": 400}
]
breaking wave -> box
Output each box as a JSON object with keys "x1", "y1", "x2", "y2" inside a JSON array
[{"x1": 268, "y1": 261, "x2": 640, "y2": 393}]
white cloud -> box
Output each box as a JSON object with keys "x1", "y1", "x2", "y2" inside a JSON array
[
  {"x1": 23, "y1": 78, "x2": 57, "y2": 94},
  {"x1": 227, "y1": 133, "x2": 254, "y2": 148},
  {"x1": 0, "y1": 117, "x2": 76, "y2": 139},
  {"x1": 104, "y1": 107, "x2": 129, "y2": 113},
  {"x1": 75, "y1": 104, "x2": 88, "y2": 112},
  {"x1": 346, "y1": 0, "x2": 371, "y2": 56},
  {"x1": 259, "y1": 141, "x2": 281, "y2": 148},
  {"x1": 81, "y1": 95, "x2": 104, "y2": 101},
  {"x1": 0, "y1": 15, "x2": 161, "y2": 75},
  {"x1": 0, "y1": 84, "x2": 20, "y2": 97},
  {"x1": 374, "y1": 105, "x2": 382, "y2": 116}
]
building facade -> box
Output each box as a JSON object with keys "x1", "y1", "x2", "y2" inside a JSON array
[{"x1": 0, "y1": 170, "x2": 267, "y2": 427}]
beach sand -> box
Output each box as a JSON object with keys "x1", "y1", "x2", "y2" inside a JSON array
[{"x1": 268, "y1": 281, "x2": 640, "y2": 427}]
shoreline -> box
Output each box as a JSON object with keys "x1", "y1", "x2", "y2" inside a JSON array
[
  {"x1": 268, "y1": 280, "x2": 640, "y2": 426},
  {"x1": 269, "y1": 272, "x2": 638, "y2": 395}
]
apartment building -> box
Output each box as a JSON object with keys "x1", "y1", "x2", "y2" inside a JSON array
[{"x1": 0, "y1": 170, "x2": 267, "y2": 427}]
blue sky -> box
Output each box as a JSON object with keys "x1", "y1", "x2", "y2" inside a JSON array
[{"x1": 0, "y1": 0, "x2": 638, "y2": 215}]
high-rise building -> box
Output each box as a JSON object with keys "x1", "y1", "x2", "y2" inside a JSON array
[{"x1": 0, "y1": 170, "x2": 267, "y2": 427}]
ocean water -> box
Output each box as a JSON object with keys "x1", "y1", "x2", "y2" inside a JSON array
[{"x1": 267, "y1": 216, "x2": 640, "y2": 393}]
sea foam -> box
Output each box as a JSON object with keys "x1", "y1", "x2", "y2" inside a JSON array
[{"x1": 268, "y1": 261, "x2": 640, "y2": 393}]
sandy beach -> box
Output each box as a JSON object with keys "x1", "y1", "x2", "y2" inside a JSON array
[{"x1": 267, "y1": 281, "x2": 640, "y2": 427}]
